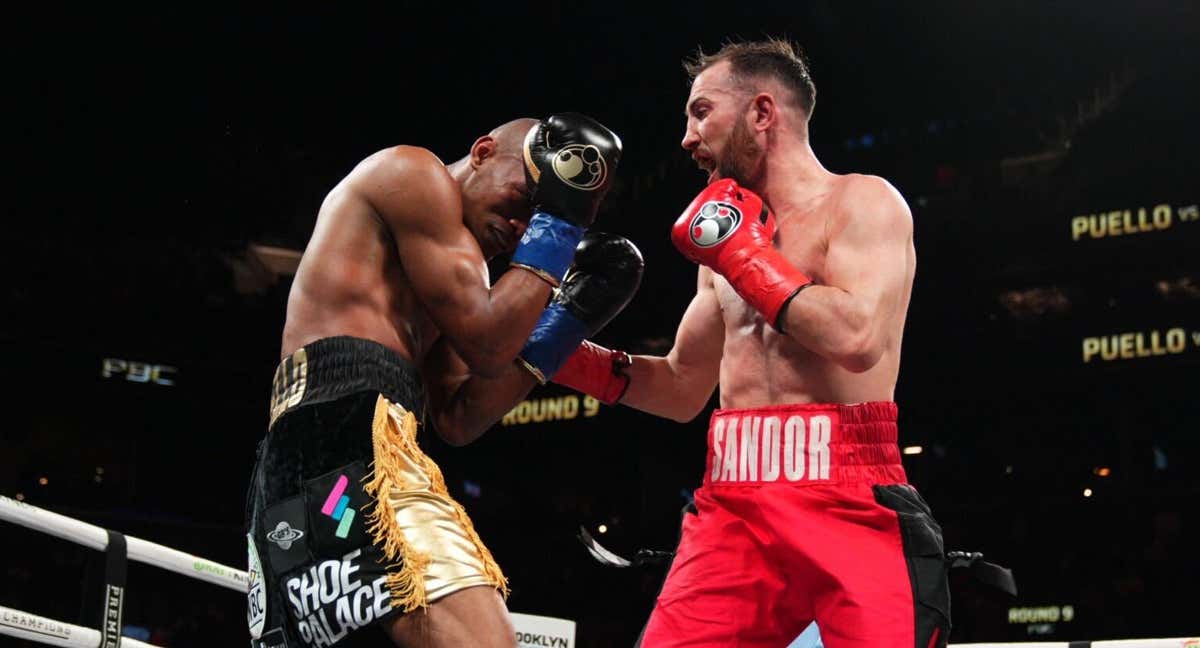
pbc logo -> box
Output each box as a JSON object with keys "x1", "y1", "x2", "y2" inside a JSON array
[
  {"x1": 552, "y1": 144, "x2": 607, "y2": 191},
  {"x1": 689, "y1": 201, "x2": 742, "y2": 247},
  {"x1": 102, "y1": 358, "x2": 177, "y2": 386},
  {"x1": 247, "y1": 536, "x2": 267, "y2": 638}
]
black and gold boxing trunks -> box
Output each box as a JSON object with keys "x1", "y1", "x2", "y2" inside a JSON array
[{"x1": 245, "y1": 336, "x2": 507, "y2": 648}]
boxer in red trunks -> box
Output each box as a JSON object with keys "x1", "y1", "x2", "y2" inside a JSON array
[{"x1": 549, "y1": 38, "x2": 947, "y2": 647}]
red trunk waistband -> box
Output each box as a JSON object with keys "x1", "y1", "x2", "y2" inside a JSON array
[{"x1": 704, "y1": 401, "x2": 906, "y2": 486}]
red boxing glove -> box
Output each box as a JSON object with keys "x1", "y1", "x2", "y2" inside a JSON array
[
  {"x1": 552, "y1": 340, "x2": 632, "y2": 405},
  {"x1": 671, "y1": 179, "x2": 813, "y2": 329}
]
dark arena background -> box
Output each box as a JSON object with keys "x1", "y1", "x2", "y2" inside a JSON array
[{"x1": 2, "y1": 3, "x2": 1198, "y2": 647}]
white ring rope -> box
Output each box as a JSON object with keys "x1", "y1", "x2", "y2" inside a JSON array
[
  {"x1": 1, "y1": 495, "x2": 247, "y2": 646},
  {"x1": 0, "y1": 495, "x2": 248, "y2": 592},
  {"x1": 0, "y1": 605, "x2": 160, "y2": 648}
]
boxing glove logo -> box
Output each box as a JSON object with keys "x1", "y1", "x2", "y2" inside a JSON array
[
  {"x1": 552, "y1": 144, "x2": 608, "y2": 190},
  {"x1": 688, "y1": 201, "x2": 743, "y2": 247}
]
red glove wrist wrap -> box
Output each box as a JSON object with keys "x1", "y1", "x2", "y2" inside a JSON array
[
  {"x1": 553, "y1": 340, "x2": 632, "y2": 405},
  {"x1": 720, "y1": 244, "x2": 813, "y2": 329}
]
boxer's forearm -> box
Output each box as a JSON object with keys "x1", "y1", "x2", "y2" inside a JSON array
[
  {"x1": 557, "y1": 270, "x2": 720, "y2": 421},
  {"x1": 619, "y1": 354, "x2": 718, "y2": 423},
  {"x1": 430, "y1": 364, "x2": 540, "y2": 446},
  {"x1": 778, "y1": 285, "x2": 883, "y2": 373},
  {"x1": 616, "y1": 276, "x2": 722, "y2": 421}
]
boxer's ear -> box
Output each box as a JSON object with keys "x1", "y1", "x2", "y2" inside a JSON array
[
  {"x1": 468, "y1": 135, "x2": 498, "y2": 169},
  {"x1": 750, "y1": 92, "x2": 777, "y2": 133}
]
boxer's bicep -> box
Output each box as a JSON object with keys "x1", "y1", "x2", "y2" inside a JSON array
[
  {"x1": 372, "y1": 160, "x2": 490, "y2": 339},
  {"x1": 362, "y1": 150, "x2": 552, "y2": 376},
  {"x1": 781, "y1": 176, "x2": 911, "y2": 370},
  {"x1": 397, "y1": 226, "x2": 493, "y2": 343},
  {"x1": 668, "y1": 267, "x2": 725, "y2": 382},
  {"x1": 824, "y1": 178, "x2": 912, "y2": 342}
]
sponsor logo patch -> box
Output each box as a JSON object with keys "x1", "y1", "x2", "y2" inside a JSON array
[
  {"x1": 267, "y1": 521, "x2": 305, "y2": 550},
  {"x1": 319, "y1": 475, "x2": 357, "y2": 539},
  {"x1": 247, "y1": 534, "x2": 267, "y2": 638},
  {"x1": 285, "y1": 548, "x2": 391, "y2": 647},
  {"x1": 263, "y1": 495, "x2": 309, "y2": 572}
]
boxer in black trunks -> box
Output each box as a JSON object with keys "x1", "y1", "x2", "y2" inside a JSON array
[{"x1": 245, "y1": 114, "x2": 640, "y2": 648}]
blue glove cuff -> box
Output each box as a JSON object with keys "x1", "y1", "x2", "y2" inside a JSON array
[
  {"x1": 518, "y1": 301, "x2": 589, "y2": 383},
  {"x1": 509, "y1": 212, "x2": 585, "y2": 286}
]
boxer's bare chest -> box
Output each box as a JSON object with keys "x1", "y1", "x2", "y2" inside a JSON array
[
  {"x1": 714, "y1": 190, "x2": 842, "y2": 405},
  {"x1": 713, "y1": 197, "x2": 832, "y2": 325}
]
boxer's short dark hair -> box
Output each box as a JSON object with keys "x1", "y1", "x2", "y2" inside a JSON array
[{"x1": 684, "y1": 37, "x2": 817, "y2": 119}]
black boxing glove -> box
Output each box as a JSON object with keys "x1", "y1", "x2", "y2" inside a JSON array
[
  {"x1": 522, "y1": 113, "x2": 622, "y2": 228},
  {"x1": 516, "y1": 232, "x2": 644, "y2": 383}
]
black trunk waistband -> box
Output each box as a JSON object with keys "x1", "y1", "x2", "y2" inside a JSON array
[{"x1": 268, "y1": 336, "x2": 425, "y2": 428}]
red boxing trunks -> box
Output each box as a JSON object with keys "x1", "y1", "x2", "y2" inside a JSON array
[{"x1": 639, "y1": 402, "x2": 950, "y2": 648}]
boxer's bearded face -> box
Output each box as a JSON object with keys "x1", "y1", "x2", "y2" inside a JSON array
[
  {"x1": 716, "y1": 110, "x2": 765, "y2": 188},
  {"x1": 683, "y1": 62, "x2": 765, "y2": 189}
]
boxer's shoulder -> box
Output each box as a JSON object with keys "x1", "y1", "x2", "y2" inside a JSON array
[
  {"x1": 352, "y1": 145, "x2": 452, "y2": 190},
  {"x1": 831, "y1": 173, "x2": 904, "y2": 206},
  {"x1": 825, "y1": 174, "x2": 912, "y2": 234},
  {"x1": 349, "y1": 145, "x2": 461, "y2": 232}
]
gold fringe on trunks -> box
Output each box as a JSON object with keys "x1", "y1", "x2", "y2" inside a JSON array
[
  {"x1": 419, "y1": 428, "x2": 511, "y2": 602},
  {"x1": 362, "y1": 395, "x2": 509, "y2": 613}
]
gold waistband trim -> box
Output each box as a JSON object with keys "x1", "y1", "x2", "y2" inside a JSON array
[{"x1": 268, "y1": 348, "x2": 308, "y2": 428}]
